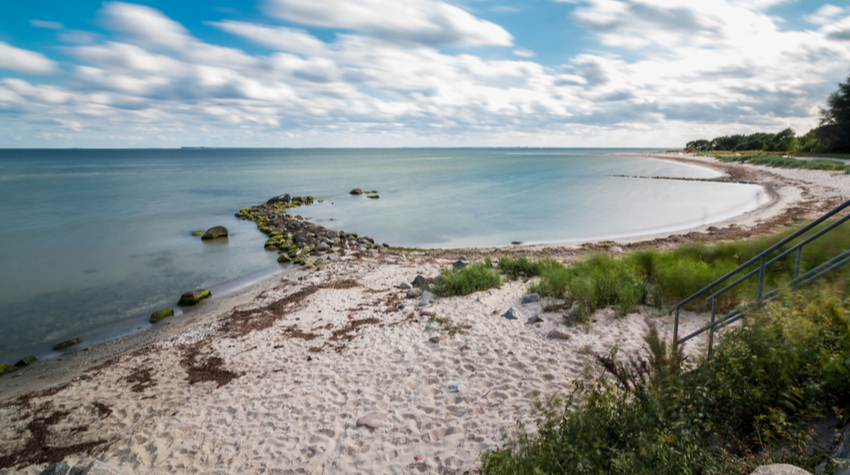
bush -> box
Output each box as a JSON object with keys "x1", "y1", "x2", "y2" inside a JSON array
[
  {"x1": 497, "y1": 256, "x2": 563, "y2": 280},
  {"x1": 437, "y1": 262, "x2": 501, "y2": 297},
  {"x1": 480, "y1": 284, "x2": 850, "y2": 474}
]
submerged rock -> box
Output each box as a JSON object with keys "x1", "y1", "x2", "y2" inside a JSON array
[
  {"x1": 366, "y1": 194, "x2": 379, "y2": 199},
  {"x1": 350, "y1": 188, "x2": 363, "y2": 195},
  {"x1": 15, "y1": 356, "x2": 37, "y2": 367},
  {"x1": 191, "y1": 230, "x2": 203, "y2": 236},
  {"x1": 178, "y1": 289, "x2": 211, "y2": 306},
  {"x1": 53, "y1": 337, "x2": 82, "y2": 351},
  {"x1": 201, "y1": 226, "x2": 228, "y2": 240},
  {"x1": 150, "y1": 307, "x2": 174, "y2": 323},
  {"x1": 267, "y1": 193, "x2": 291, "y2": 204}
]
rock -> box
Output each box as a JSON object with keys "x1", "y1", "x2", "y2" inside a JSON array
[
  {"x1": 447, "y1": 384, "x2": 460, "y2": 393},
  {"x1": 452, "y1": 259, "x2": 467, "y2": 270},
  {"x1": 501, "y1": 308, "x2": 518, "y2": 320},
  {"x1": 356, "y1": 412, "x2": 388, "y2": 429},
  {"x1": 277, "y1": 253, "x2": 292, "y2": 263},
  {"x1": 458, "y1": 256, "x2": 468, "y2": 261},
  {"x1": 608, "y1": 246, "x2": 623, "y2": 253},
  {"x1": 547, "y1": 329, "x2": 572, "y2": 340},
  {"x1": 406, "y1": 288, "x2": 423, "y2": 299},
  {"x1": 412, "y1": 275, "x2": 426, "y2": 287},
  {"x1": 367, "y1": 194, "x2": 379, "y2": 199},
  {"x1": 201, "y1": 226, "x2": 228, "y2": 240},
  {"x1": 69, "y1": 467, "x2": 87, "y2": 475},
  {"x1": 15, "y1": 356, "x2": 36, "y2": 368},
  {"x1": 418, "y1": 291, "x2": 435, "y2": 307},
  {"x1": 54, "y1": 337, "x2": 82, "y2": 351},
  {"x1": 526, "y1": 314, "x2": 544, "y2": 325},
  {"x1": 39, "y1": 462, "x2": 70, "y2": 475},
  {"x1": 149, "y1": 307, "x2": 174, "y2": 323},
  {"x1": 397, "y1": 304, "x2": 405, "y2": 310},
  {"x1": 414, "y1": 454, "x2": 424, "y2": 462},
  {"x1": 350, "y1": 188, "x2": 363, "y2": 195},
  {"x1": 178, "y1": 289, "x2": 211, "y2": 306},
  {"x1": 267, "y1": 193, "x2": 291, "y2": 204},
  {"x1": 81, "y1": 461, "x2": 123, "y2": 475},
  {"x1": 0, "y1": 365, "x2": 16, "y2": 377},
  {"x1": 191, "y1": 230, "x2": 203, "y2": 236},
  {"x1": 749, "y1": 465, "x2": 812, "y2": 475},
  {"x1": 521, "y1": 293, "x2": 539, "y2": 304},
  {"x1": 429, "y1": 335, "x2": 447, "y2": 343},
  {"x1": 316, "y1": 242, "x2": 330, "y2": 252},
  {"x1": 511, "y1": 241, "x2": 523, "y2": 245},
  {"x1": 419, "y1": 308, "x2": 433, "y2": 317},
  {"x1": 398, "y1": 281, "x2": 412, "y2": 290}
]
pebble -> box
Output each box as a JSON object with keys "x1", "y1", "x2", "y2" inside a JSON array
[
  {"x1": 501, "y1": 308, "x2": 518, "y2": 320},
  {"x1": 398, "y1": 281, "x2": 412, "y2": 290},
  {"x1": 415, "y1": 454, "x2": 424, "y2": 462},
  {"x1": 417, "y1": 291, "x2": 435, "y2": 307},
  {"x1": 419, "y1": 308, "x2": 433, "y2": 317},
  {"x1": 356, "y1": 412, "x2": 388, "y2": 429},
  {"x1": 429, "y1": 335, "x2": 447, "y2": 343},
  {"x1": 397, "y1": 304, "x2": 405, "y2": 310},
  {"x1": 521, "y1": 293, "x2": 539, "y2": 304},
  {"x1": 412, "y1": 275, "x2": 426, "y2": 286},
  {"x1": 406, "y1": 288, "x2": 423, "y2": 299},
  {"x1": 547, "y1": 329, "x2": 572, "y2": 340},
  {"x1": 526, "y1": 314, "x2": 544, "y2": 324}
]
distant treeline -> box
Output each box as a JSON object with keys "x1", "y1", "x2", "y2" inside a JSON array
[{"x1": 686, "y1": 73, "x2": 850, "y2": 154}]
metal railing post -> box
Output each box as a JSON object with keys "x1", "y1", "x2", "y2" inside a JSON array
[
  {"x1": 708, "y1": 297, "x2": 716, "y2": 357},
  {"x1": 673, "y1": 306, "x2": 680, "y2": 353},
  {"x1": 757, "y1": 255, "x2": 766, "y2": 306},
  {"x1": 794, "y1": 247, "x2": 803, "y2": 278}
]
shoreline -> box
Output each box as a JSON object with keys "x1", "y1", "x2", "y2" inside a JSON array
[{"x1": 1, "y1": 152, "x2": 846, "y2": 474}]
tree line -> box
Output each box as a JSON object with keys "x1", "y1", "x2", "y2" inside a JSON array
[{"x1": 686, "y1": 73, "x2": 850, "y2": 154}]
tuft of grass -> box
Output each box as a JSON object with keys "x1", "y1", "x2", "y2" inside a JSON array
[
  {"x1": 497, "y1": 255, "x2": 563, "y2": 280},
  {"x1": 437, "y1": 262, "x2": 501, "y2": 297},
  {"x1": 426, "y1": 314, "x2": 472, "y2": 337},
  {"x1": 480, "y1": 284, "x2": 850, "y2": 474}
]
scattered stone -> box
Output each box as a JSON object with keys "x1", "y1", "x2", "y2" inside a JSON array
[
  {"x1": 406, "y1": 288, "x2": 423, "y2": 299},
  {"x1": 397, "y1": 304, "x2": 405, "y2": 310},
  {"x1": 316, "y1": 242, "x2": 330, "y2": 252},
  {"x1": 412, "y1": 275, "x2": 426, "y2": 287},
  {"x1": 398, "y1": 281, "x2": 412, "y2": 290},
  {"x1": 39, "y1": 462, "x2": 70, "y2": 475},
  {"x1": 417, "y1": 291, "x2": 435, "y2": 307},
  {"x1": 0, "y1": 365, "x2": 16, "y2": 377},
  {"x1": 277, "y1": 254, "x2": 292, "y2": 263},
  {"x1": 267, "y1": 193, "x2": 291, "y2": 204},
  {"x1": 15, "y1": 356, "x2": 36, "y2": 368},
  {"x1": 178, "y1": 289, "x2": 211, "y2": 306},
  {"x1": 452, "y1": 259, "x2": 467, "y2": 270},
  {"x1": 54, "y1": 337, "x2": 82, "y2": 351},
  {"x1": 150, "y1": 307, "x2": 174, "y2": 323},
  {"x1": 201, "y1": 226, "x2": 228, "y2": 240},
  {"x1": 350, "y1": 188, "x2": 363, "y2": 195},
  {"x1": 547, "y1": 329, "x2": 572, "y2": 340},
  {"x1": 447, "y1": 384, "x2": 460, "y2": 393},
  {"x1": 429, "y1": 335, "x2": 447, "y2": 343},
  {"x1": 511, "y1": 241, "x2": 523, "y2": 245},
  {"x1": 608, "y1": 246, "x2": 624, "y2": 253},
  {"x1": 356, "y1": 412, "x2": 388, "y2": 429},
  {"x1": 526, "y1": 314, "x2": 544, "y2": 325},
  {"x1": 414, "y1": 454, "x2": 424, "y2": 462},
  {"x1": 749, "y1": 465, "x2": 812, "y2": 475},
  {"x1": 521, "y1": 293, "x2": 539, "y2": 304},
  {"x1": 501, "y1": 308, "x2": 518, "y2": 320},
  {"x1": 419, "y1": 308, "x2": 433, "y2": 317},
  {"x1": 190, "y1": 230, "x2": 203, "y2": 236}
]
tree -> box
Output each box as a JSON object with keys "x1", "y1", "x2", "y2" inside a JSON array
[
  {"x1": 686, "y1": 139, "x2": 712, "y2": 151},
  {"x1": 764, "y1": 128, "x2": 796, "y2": 152},
  {"x1": 815, "y1": 73, "x2": 850, "y2": 152}
]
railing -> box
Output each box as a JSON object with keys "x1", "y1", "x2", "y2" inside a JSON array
[{"x1": 670, "y1": 199, "x2": 850, "y2": 355}]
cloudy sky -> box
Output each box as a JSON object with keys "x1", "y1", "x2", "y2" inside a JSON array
[{"x1": 1, "y1": 0, "x2": 849, "y2": 148}]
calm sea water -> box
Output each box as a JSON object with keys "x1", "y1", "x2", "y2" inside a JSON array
[{"x1": 0, "y1": 149, "x2": 764, "y2": 363}]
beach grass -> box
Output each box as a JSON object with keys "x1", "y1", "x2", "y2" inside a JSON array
[
  {"x1": 717, "y1": 152, "x2": 850, "y2": 173},
  {"x1": 437, "y1": 261, "x2": 501, "y2": 297},
  {"x1": 497, "y1": 255, "x2": 562, "y2": 279},
  {"x1": 480, "y1": 283, "x2": 850, "y2": 474}
]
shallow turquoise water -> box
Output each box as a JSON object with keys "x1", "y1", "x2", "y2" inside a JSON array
[{"x1": 0, "y1": 148, "x2": 764, "y2": 363}]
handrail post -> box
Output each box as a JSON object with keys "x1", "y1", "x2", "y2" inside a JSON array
[
  {"x1": 708, "y1": 297, "x2": 716, "y2": 357},
  {"x1": 794, "y1": 247, "x2": 803, "y2": 279},
  {"x1": 757, "y1": 255, "x2": 766, "y2": 306},
  {"x1": 673, "y1": 306, "x2": 680, "y2": 353}
]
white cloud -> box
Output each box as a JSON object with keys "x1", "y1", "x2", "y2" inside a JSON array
[
  {"x1": 513, "y1": 48, "x2": 536, "y2": 57},
  {"x1": 805, "y1": 4, "x2": 845, "y2": 25},
  {"x1": 100, "y1": 2, "x2": 192, "y2": 48},
  {"x1": 262, "y1": 0, "x2": 513, "y2": 47},
  {"x1": 30, "y1": 19, "x2": 64, "y2": 29},
  {"x1": 0, "y1": 42, "x2": 57, "y2": 75},
  {"x1": 211, "y1": 21, "x2": 328, "y2": 56}
]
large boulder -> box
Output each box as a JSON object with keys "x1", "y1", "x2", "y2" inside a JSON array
[
  {"x1": 201, "y1": 226, "x2": 228, "y2": 240},
  {"x1": 53, "y1": 337, "x2": 82, "y2": 351},
  {"x1": 150, "y1": 308, "x2": 174, "y2": 323},
  {"x1": 267, "y1": 194, "x2": 291, "y2": 204},
  {"x1": 178, "y1": 289, "x2": 211, "y2": 306}
]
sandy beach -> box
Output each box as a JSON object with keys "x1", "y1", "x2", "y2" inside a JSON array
[{"x1": 1, "y1": 153, "x2": 847, "y2": 475}]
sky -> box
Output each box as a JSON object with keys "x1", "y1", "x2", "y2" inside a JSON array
[{"x1": 0, "y1": 0, "x2": 849, "y2": 148}]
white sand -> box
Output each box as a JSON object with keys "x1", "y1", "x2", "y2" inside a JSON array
[{"x1": 1, "y1": 153, "x2": 845, "y2": 475}]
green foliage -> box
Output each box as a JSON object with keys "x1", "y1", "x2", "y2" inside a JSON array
[
  {"x1": 497, "y1": 255, "x2": 563, "y2": 280},
  {"x1": 437, "y1": 262, "x2": 501, "y2": 297},
  {"x1": 718, "y1": 153, "x2": 850, "y2": 173},
  {"x1": 480, "y1": 285, "x2": 850, "y2": 474}
]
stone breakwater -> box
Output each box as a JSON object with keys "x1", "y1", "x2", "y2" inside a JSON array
[{"x1": 234, "y1": 194, "x2": 387, "y2": 268}]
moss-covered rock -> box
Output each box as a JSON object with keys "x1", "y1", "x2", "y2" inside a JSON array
[
  {"x1": 201, "y1": 226, "x2": 228, "y2": 240},
  {"x1": 367, "y1": 194, "x2": 379, "y2": 199},
  {"x1": 150, "y1": 307, "x2": 174, "y2": 323},
  {"x1": 277, "y1": 253, "x2": 292, "y2": 263},
  {"x1": 0, "y1": 365, "x2": 16, "y2": 377},
  {"x1": 178, "y1": 289, "x2": 211, "y2": 306},
  {"x1": 54, "y1": 337, "x2": 82, "y2": 351},
  {"x1": 15, "y1": 356, "x2": 36, "y2": 368},
  {"x1": 191, "y1": 230, "x2": 203, "y2": 236}
]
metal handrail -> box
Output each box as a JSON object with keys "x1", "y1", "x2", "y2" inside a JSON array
[{"x1": 669, "y1": 198, "x2": 850, "y2": 354}]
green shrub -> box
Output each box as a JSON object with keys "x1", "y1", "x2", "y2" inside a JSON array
[
  {"x1": 437, "y1": 262, "x2": 501, "y2": 297},
  {"x1": 497, "y1": 256, "x2": 564, "y2": 279}
]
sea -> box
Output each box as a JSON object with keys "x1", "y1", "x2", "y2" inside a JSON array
[{"x1": 0, "y1": 148, "x2": 766, "y2": 364}]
